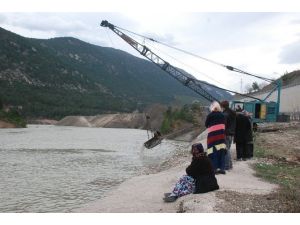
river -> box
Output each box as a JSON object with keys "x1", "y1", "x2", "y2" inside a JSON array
[{"x1": 0, "y1": 125, "x2": 189, "y2": 212}]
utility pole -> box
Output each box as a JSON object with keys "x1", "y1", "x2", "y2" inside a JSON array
[{"x1": 240, "y1": 78, "x2": 243, "y2": 93}]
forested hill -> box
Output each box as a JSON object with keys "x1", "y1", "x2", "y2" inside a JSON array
[{"x1": 0, "y1": 27, "x2": 231, "y2": 119}]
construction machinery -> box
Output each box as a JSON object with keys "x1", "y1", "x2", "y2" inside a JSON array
[{"x1": 100, "y1": 20, "x2": 282, "y2": 134}]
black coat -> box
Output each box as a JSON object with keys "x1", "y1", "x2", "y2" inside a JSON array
[
  {"x1": 234, "y1": 113, "x2": 253, "y2": 143},
  {"x1": 223, "y1": 108, "x2": 236, "y2": 136},
  {"x1": 205, "y1": 111, "x2": 225, "y2": 128},
  {"x1": 186, "y1": 157, "x2": 219, "y2": 194}
]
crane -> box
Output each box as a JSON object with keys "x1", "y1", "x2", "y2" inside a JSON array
[
  {"x1": 100, "y1": 20, "x2": 283, "y2": 136},
  {"x1": 101, "y1": 20, "x2": 221, "y2": 103}
]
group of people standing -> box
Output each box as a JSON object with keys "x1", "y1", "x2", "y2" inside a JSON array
[
  {"x1": 205, "y1": 100, "x2": 254, "y2": 174},
  {"x1": 163, "y1": 100, "x2": 254, "y2": 203}
]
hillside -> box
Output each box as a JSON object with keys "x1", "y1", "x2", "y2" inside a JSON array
[{"x1": 0, "y1": 27, "x2": 231, "y2": 119}]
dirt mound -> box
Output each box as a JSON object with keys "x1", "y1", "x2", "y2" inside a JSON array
[
  {"x1": 0, "y1": 120, "x2": 16, "y2": 128},
  {"x1": 56, "y1": 116, "x2": 91, "y2": 127},
  {"x1": 56, "y1": 113, "x2": 147, "y2": 128},
  {"x1": 27, "y1": 119, "x2": 58, "y2": 125},
  {"x1": 97, "y1": 113, "x2": 146, "y2": 128}
]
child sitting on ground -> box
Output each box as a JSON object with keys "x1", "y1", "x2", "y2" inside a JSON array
[{"x1": 163, "y1": 143, "x2": 219, "y2": 202}]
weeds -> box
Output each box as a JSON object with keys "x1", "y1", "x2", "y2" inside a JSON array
[{"x1": 254, "y1": 131, "x2": 300, "y2": 212}]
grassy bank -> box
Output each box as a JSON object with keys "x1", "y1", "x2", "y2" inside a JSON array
[
  {"x1": 0, "y1": 110, "x2": 27, "y2": 128},
  {"x1": 160, "y1": 103, "x2": 205, "y2": 134},
  {"x1": 253, "y1": 124, "x2": 300, "y2": 212}
]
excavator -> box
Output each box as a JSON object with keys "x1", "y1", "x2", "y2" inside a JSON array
[{"x1": 100, "y1": 20, "x2": 282, "y2": 147}]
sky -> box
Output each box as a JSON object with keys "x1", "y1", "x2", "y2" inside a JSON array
[{"x1": 1, "y1": 1, "x2": 300, "y2": 95}]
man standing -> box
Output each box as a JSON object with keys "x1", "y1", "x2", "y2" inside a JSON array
[{"x1": 220, "y1": 101, "x2": 236, "y2": 170}]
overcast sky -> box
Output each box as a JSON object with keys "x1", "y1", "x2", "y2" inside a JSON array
[{"x1": 1, "y1": 6, "x2": 300, "y2": 93}]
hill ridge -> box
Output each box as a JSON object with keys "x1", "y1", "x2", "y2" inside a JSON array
[{"x1": 0, "y1": 26, "x2": 231, "y2": 119}]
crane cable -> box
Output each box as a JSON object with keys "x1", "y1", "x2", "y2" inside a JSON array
[
  {"x1": 115, "y1": 25, "x2": 275, "y2": 83},
  {"x1": 109, "y1": 25, "x2": 263, "y2": 101},
  {"x1": 145, "y1": 39, "x2": 229, "y2": 89},
  {"x1": 120, "y1": 30, "x2": 262, "y2": 101},
  {"x1": 115, "y1": 27, "x2": 234, "y2": 90},
  {"x1": 105, "y1": 29, "x2": 115, "y2": 48}
]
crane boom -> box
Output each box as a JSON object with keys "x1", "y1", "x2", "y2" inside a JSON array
[{"x1": 100, "y1": 20, "x2": 218, "y2": 103}]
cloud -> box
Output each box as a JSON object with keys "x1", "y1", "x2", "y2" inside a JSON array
[
  {"x1": 142, "y1": 32, "x2": 178, "y2": 46},
  {"x1": 11, "y1": 13, "x2": 87, "y2": 32},
  {"x1": 291, "y1": 19, "x2": 300, "y2": 24},
  {"x1": 0, "y1": 14, "x2": 7, "y2": 23},
  {"x1": 184, "y1": 13, "x2": 283, "y2": 54},
  {"x1": 0, "y1": 13, "x2": 92, "y2": 38},
  {"x1": 279, "y1": 40, "x2": 300, "y2": 64}
]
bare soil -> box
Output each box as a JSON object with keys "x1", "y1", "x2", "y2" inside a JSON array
[
  {"x1": 215, "y1": 190, "x2": 288, "y2": 213},
  {"x1": 255, "y1": 122, "x2": 300, "y2": 163},
  {"x1": 215, "y1": 122, "x2": 300, "y2": 213},
  {"x1": 0, "y1": 120, "x2": 16, "y2": 128}
]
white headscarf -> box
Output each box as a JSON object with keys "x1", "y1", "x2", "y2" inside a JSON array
[{"x1": 209, "y1": 101, "x2": 221, "y2": 112}]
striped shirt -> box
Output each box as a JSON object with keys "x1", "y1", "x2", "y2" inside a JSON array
[{"x1": 205, "y1": 111, "x2": 226, "y2": 155}]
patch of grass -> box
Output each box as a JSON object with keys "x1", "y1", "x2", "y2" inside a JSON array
[
  {"x1": 253, "y1": 131, "x2": 300, "y2": 212},
  {"x1": 255, "y1": 162, "x2": 300, "y2": 187},
  {"x1": 0, "y1": 110, "x2": 27, "y2": 128},
  {"x1": 253, "y1": 144, "x2": 267, "y2": 158}
]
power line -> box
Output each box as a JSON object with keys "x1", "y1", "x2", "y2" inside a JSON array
[
  {"x1": 102, "y1": 22, "x2": 263, "y2": 101},
  {"x1": 105, "y1": 29, "x2": 115, "y2": 48},
  {"x1": 117, "y1": 29, "x2": 234, "y2": 91},
  {"x1": 145, "y1": 40, "x2": 229, "y2": 89},
  {"x1": 115, "y1": 25, "x2": 275, "y2": 83}
]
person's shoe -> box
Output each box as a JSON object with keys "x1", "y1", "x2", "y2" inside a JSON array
[
  {"x1": 242, "y1": 158, "x2": 247, "y2": 161},
  {"x1": 163, "y1": 195, "x2": 177, "y2": 203},
  {"x1": 164, "y1": 192, "x2": 172, "y2": 197},
  {"x1": 236, "y1": 158, "x2": 243, "y2": 161},
  {"x1": 219, "y1": 170, "x2": 226, "y2": 175}
]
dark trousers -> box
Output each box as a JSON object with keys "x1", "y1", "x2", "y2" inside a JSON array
[
  {"x1": 247, "y1": 143, "x2": 254, "y2": 158},
  {"x1": 208, "y1": 147, "x2": 226, "y2": 171},
  {"x1": 236, "y1": 142, "x2": 253, "y2": 159}
]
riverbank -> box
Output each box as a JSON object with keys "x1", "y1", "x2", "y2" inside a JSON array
[
  {"x1": 0, "y1": 120, "x2": 16, "y2": 128},
  {"x1": 74, "y1": 131, "x2": 278, "y2": 213},
  {"x1": 0, "y1": 110, "x2": 26, "y2": 128}
]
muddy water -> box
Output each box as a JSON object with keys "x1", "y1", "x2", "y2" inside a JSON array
[{"x1": 0, "y1": 125, "x2": 188, "y2": 212}]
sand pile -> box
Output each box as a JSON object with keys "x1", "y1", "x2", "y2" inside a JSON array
[{"x1": 56, "y1": 113, "x2": 146, "y2": 128}]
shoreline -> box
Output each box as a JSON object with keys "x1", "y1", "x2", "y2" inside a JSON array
[
  {"x1": 0, "y1": 120, "x2": 17, "y2": 128},
  {"x1": 74, "y1": 131, "x2": 278, "y2": 213}
]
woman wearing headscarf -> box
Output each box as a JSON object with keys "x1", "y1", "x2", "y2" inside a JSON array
[
  {"x1": 205, "y1": 101, "x2": 227, "y2": 174},
  {"x1": 235, "y1": 111, "x2": 253, "y2": 160},
  {"x1": 163, "y1": 143, "x2": 219, "y2": 202}
]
